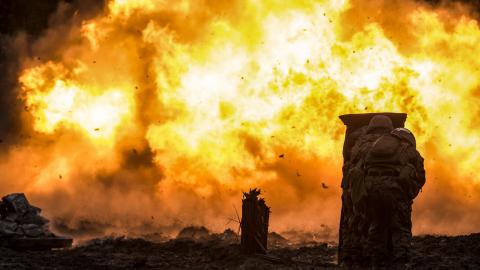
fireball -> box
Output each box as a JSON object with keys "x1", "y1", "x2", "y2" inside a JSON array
[{"x1": 6, "y1": 0, "x2": 480, "y2": 236}]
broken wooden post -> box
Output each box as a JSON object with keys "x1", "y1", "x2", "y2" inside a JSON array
[{"x1": 241, "y1": 188, "x2": 270, "y2": 254}]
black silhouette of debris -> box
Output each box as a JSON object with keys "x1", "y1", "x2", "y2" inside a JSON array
[
  {"x1": 0, "y1": 193, "x2": 72, "y2": 250},
  {"x1": 279, "y1": 154, "x2": 285, "y2": 158},
  {"x1": 321, "y1": 183, "x2": 328, "y2": 189},
  {"x1": 241, "y1": 188, "x2": 270, "y2": 255}
]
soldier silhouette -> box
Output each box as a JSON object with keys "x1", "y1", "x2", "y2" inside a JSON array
[{"x1": 343, "y1": 115, "x2": 425, "y2": 268}]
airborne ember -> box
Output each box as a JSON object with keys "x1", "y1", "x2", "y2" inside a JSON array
[{"x1": 1, "y1": 0, "x2": 480, "y2": 264}]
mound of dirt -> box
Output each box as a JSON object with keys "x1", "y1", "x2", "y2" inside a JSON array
[{"x1": 176, "y1": 226, "x2": 210, "y2": 241}]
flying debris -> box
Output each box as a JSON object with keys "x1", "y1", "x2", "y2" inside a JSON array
[{"x1": 2, "y1": 0, "x2": 480, "y2": 268}]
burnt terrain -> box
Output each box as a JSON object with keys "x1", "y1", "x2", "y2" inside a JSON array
[{"x1": 0, "y1": 231, "x2": 479, "y2": 269}]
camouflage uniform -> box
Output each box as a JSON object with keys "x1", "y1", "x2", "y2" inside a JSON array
[
  {"x1": 342, "y1": 116, "x2": 394, "y2": 266},
  {"x1": 363, "y1": 128, "x2": 425, "y2": 265},
  {"x1": 340, "y1": 127, "x2": 369, "y2": 265}
]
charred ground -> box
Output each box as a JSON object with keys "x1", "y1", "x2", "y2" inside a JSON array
[
  {"x1": 0, "y1": 231, "x2": 479, "y2": 269},
  {"x1": 1, "y1": 1, "x2": 480, "y2": 270}
]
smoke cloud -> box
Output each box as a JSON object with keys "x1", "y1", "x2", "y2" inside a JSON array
[{"x1": 1, "y1": 0, "x2": 480, "y2": 240}]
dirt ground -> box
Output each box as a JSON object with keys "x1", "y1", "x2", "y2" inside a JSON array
[{"x1": 0, "y1": 230, "x2": 479, "y2": 269}]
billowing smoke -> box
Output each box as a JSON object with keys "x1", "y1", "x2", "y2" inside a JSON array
[{"x1": 1, "y1": 0, "x2": 480, "y2": 240}]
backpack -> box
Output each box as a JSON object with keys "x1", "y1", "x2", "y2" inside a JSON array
[
  {"x1": 365, "y1": 134, "x2": 406, "y2": 171},
  {"x1": 365, "y1": 134, "x2": 420, "y2": 199}
]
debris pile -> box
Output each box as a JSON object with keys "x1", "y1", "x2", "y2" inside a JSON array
[
  {"x1": 0, "y1": 193, "x2": 72, "y2": 250},
  {"x1": 0, "y1": 193, "x2": 53, "y2": 238}
]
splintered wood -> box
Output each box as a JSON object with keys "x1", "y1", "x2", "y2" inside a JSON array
[{"x1": 241, "y1": 188, "x2": 270, "y2": 254}]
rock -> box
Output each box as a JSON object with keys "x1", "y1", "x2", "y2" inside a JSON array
[
  {"x1": 0, "y1": 220, "x2": 18, "y2": 236},
  {"x1": 20, "y1": 224, "x2": 45, "y2": 237},
  {"x1": 17, "y1": 210, "x2": 49, "y2": 226},
  {"x1": 1, "y1": 193, "x2": 34, "y2": 216},
  {"x1": 0, "y1": 193, "x2": 71, "y2": 249},
  {"x1": 4, "y1": 213, "x2": 18, "y2": 223}
]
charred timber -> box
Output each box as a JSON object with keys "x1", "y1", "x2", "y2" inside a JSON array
[{"x1": 241, "y1": 188, "x2": 270, "y2": 254}]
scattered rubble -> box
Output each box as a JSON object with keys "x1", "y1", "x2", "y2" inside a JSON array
[
  {"x1": 0, "y1": 193, "x2": 52, "y2": 239},
  {"x1": 0, "y1": 193, "x2": 72, "y2": 250},
  {"x1": 0, "y1": 230, "x2": 478, "y2": 269}
]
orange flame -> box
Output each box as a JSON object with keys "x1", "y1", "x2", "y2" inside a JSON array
[{"x1": 6, "y1": 0, "x2": 480, "y2": 237}]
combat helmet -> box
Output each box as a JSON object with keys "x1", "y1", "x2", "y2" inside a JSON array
[
  {"x1": 391, "y1": 127, "x2": 416, "y2": 147},
  {"x1": 367, "y1": 115, "x2": 393, "y2": 133}
]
